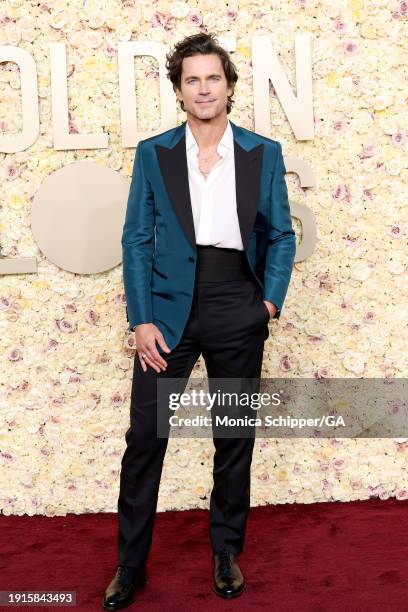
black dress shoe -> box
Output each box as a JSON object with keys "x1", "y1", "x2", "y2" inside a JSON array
[
  {"x1": 213, "y1": 548, "x2": 246, "y2": 598},
  {"x1": 102, "y1": 564, "x2": 147, "y2": 610}
]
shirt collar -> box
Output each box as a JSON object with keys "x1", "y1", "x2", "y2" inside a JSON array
[{"x1": 185, "y1": 119, "x2": 233, "y2": 154}]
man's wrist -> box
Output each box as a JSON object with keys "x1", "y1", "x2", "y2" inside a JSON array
[
  {"x1": 130, "y1": 322, "x2": 153, "y2": 332},
  {"x1": 264, "y1": 300, "x2": 277, "y2": 314}
]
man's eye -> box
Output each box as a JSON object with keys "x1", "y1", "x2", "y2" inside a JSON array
[{"x1": 188, "y1": 77, "x2": 219, "y2": 82}]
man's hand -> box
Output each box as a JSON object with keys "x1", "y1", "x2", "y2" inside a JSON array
[
  {"x1": 134, "y1": 323, "x2": 171, "y2": 373},
  {"x1": 263, "y1": 300, "x2": 277, "y2": 319}
]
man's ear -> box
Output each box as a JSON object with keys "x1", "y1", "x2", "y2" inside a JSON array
[{"x1": 174, "y1": 85, "x2": 182, "y2": 103}]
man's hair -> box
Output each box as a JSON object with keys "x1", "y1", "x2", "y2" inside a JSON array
[{"x1": 165, "y1": 33, "x2": 238, "y2": 114}]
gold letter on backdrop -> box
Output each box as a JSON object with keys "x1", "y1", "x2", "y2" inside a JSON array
[
  {"x1": 0, "y1": 45, "x2": 40, "y2": 153},
  {"x1": 51, "y1": 43, "x2": 109, "y2": 151},
  {"x1": 252, "y1": 34, "x2": 314, "y2": 140},
  {"x1": 118, "y1": 41, "x2": 177, "y2": 146}
]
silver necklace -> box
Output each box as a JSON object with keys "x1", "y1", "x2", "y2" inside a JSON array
[{"x1": 199, "y1": 150, "x2": 221, "y2": 178}]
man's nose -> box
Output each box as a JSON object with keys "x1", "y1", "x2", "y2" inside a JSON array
[{"x1": 198, "y1": 83, "x2": 210, "y2": 94}]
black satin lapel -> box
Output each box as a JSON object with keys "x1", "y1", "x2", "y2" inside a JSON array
[
  {"x1": 155, "y1": 137, "x2": 196, "y2": 250},
  {"x1": 234, "y1": 141, "x2": 264, "y2": 251}
]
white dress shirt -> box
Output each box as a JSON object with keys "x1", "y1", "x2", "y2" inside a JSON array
[{"x1": 185, "y1": 119, "x2": 244, "y2": 251}]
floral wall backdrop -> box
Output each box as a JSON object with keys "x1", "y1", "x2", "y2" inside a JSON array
[{"x1": 0, "y1": 0, "x2": 407, "y2": 516}]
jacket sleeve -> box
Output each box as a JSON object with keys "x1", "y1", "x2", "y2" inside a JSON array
[
  {"x1": 263, "y1": 141, "x2": 296, "y2": 320},
  {"x1": 121, "y1": 140, "x2": 155, "y2": 331}
]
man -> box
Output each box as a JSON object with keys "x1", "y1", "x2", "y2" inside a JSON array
[{"x1": 103, "y1": 32, "x2": 296, "y2": 610}]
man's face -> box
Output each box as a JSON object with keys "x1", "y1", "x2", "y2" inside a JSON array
[{"x1": 175, "y1": 53, "x2": 234, "y2": 121}]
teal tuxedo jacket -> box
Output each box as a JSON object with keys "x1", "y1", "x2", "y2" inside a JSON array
[{"x1": 122, "y1": 120, "x2": 296, "y2": 352}]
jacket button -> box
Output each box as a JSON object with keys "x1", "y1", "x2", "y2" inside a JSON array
[{"x1": 188, "y1": 256, "x2": 195, "y2": 262}]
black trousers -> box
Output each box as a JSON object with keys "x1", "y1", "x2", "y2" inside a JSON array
[{"x1": 117, "y1": 245, "x2": 270, "y2": 567}]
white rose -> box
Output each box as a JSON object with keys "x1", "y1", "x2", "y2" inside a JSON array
[
  {"x1": 83, "y1": 30, "x2": 103, "y2": 49},
  {"x1": 6, "y1": 25, "x2": 22, "y2": 45},
  {"x1": 343, "y1": 352, "x2": 366, "y2": 374},
  {"x1": 86, "y1": 10, "x2": 107, "y2": 29},
  {"x1": 169, "y1": 1, "x2": 189, "y2": 18},
  {"x1": 49, "y1": 10, "x2": 69, "y2": 30}
]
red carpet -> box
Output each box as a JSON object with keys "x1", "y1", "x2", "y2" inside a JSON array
[{"x1": 1, "y1": 498, "x2": 408, "y2": 611}]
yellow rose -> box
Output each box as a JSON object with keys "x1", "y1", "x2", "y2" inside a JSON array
[
  {"x1": 9, "y1": 193, "x2": 24, "y2": 210},
  {"x1": 360, "y1": 22, "x2": 377, "y2": 39},
  {"x1": 327, "y1": 72, "x2": 339, "y2": 85},
  {"x1": 349, "y1": 0, "x2": 363, "y2": 10}
]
